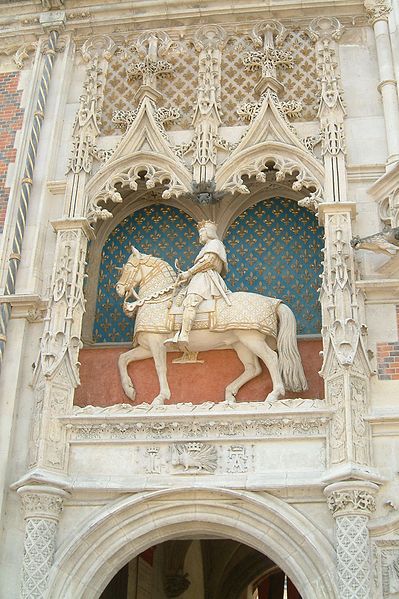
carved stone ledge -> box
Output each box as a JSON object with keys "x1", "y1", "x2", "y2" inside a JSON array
[
  {"x1": 63, "y1": 399, "x2": 331, "y2": 443},
  {"x1": 325, "y1": 481, "x2": 379, "y2": 517},
  {"x1": 0, "y1": 294, "x2": 48, "y2": 323}
]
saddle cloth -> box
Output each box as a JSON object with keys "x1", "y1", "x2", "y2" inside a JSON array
[
  {"x1": 133, "y1": 292, "x2": 280, "y2": 347},
  {"x1": 168, "y1": 299, "x2": 216, "y2": 331}
]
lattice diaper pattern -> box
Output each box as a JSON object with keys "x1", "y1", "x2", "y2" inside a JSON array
[
  {"x1": 21, "y1": 519, "x2": 57, "y2": 599},
  {"x1": 221, "y1": 35, "x2": 259, "y2": 126},
  {"x1": 100, "y1": 39, "x2": 198, "y2": 135},
  {"x1": 280, "y1": 30, "x2": 319, "y2": 122},
  {"x1": 336, "y1": 515, "x2": 371, "y2": 599}
]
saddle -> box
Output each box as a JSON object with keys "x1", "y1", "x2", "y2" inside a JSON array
[{"x1": 167, "y1": 299, "x2": 216, "y2": 331}]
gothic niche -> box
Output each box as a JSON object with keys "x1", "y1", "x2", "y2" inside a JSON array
[{"x1": 75, "y1": 199, "x2": 324, "y2": 407}]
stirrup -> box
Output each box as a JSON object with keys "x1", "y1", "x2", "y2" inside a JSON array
[{"x1": 164, "y1": 331, "x2": 180, "y2": 348}]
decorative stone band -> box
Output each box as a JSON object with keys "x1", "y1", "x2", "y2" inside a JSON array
[
  {"x1": 17, "y1": 485, "x2": 68, "y2": 521},
  {"x1": 324, "y1": 481, "x2": 379, "y2": 518}
]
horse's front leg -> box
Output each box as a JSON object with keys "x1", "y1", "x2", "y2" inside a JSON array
[
  {"x1": 148, "y1": 336, "x2": 171, "y2": 406},
  {"x1": 118, "y1": 346, "x2": 152, "y2": 401}
]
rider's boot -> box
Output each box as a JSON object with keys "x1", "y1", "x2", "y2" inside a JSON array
[{"x1": 177, "y1": 306, "x2": 196, "y2": 349}]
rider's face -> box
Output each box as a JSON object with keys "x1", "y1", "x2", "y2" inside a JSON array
[{"x1": 199, "y1": 229, "x2": 208, "y2": 244}]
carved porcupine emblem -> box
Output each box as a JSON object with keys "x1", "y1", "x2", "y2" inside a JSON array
[{"x1": 171, "y1": 443, "x2": 217, "y2": 473}]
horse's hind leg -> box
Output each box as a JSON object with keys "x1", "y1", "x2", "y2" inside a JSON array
[
  {"x1": 118, "y1": 346, "x2": 152, "y2": 401},
  {"x1": 225, "y1": 342, "x2": 262, "y2": 404},
  {"x1": 238, "y1": 331, "x2": 285, "y2": 402}
]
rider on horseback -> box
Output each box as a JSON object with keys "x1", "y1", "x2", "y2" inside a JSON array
[{"x1": 165, "y1": 220, "x2": 231, "y2": 349}]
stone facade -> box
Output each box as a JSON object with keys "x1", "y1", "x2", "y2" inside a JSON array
[{"x1": 0, "y1": 1, "x2": 399, "y2": 598}]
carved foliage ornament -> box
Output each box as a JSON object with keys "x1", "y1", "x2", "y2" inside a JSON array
[
  {"x1": 87, "y1": 163, "x2": 188, "y2": 223},
  {"x1": 222, "y1": 154, "x2": 323, "y2": 208},
  {"x1": 364, "y1": 0, "x2": 392, "y2": 23},
  {"x1": 327, "y1": 489, "x2": 376, "y2": 516}
]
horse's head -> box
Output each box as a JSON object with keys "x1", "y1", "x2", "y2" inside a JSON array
[{"x1": 116, "y1": 246, "x2": 143, "y2": 299}]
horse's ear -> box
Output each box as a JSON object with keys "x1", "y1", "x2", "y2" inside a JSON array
[{"x1": 131, "y1": 245, "x2": 141, "y2": 258}]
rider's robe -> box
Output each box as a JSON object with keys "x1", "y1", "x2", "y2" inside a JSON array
[{"x1": 185, "y1": 239, "x2": 230, "y2": 302}]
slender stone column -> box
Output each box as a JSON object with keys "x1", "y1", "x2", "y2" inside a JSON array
[
  {"x1": 17, "y1": 485, "x2": 68, "y2": 599},
  {"x1": 325, "y1": 481, "x2": 378, "y2": 599},
  {"x1": 0, "y1": 17, "x2": 65, "y2": 374},
  {"x1": 365, "y1": 0, "x2": 399, "y2": 165}
]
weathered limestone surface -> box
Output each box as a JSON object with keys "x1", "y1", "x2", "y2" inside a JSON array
[{"x1": 0, "y1": 0, "x2": 398, "y2": 597}]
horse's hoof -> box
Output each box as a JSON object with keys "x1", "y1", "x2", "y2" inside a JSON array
[
  {"x1": 151, "y1": 396, "x2": 165, "y2": 406},
  {"x1": 223, "y1": 392, "x2": 236, "y2": 405},
  {"x1": 123, "y1": 387, "x2": 136, "y2": 402},
  {"x1": 265, "y1": 389, "x2": 284, "y2": 403}
]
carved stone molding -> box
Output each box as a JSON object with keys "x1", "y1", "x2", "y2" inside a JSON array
[
  {"x1": 325, "y1": 482, "x2": 378, "y2": 517},
  {"x1": 65, "y1": 399, "x2": 331, "y2": 443},
  {"x1": 0, "y1": 294, "x2": 47, "y2": 323}
]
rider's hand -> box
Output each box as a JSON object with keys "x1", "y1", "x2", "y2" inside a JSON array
[{"x1": 179, "y1": 270, "x2": 191, "y2": 281}]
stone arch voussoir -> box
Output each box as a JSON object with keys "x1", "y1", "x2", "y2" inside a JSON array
[{"x1": 47, "y1": 487, "x2": 337, "y2": 599}]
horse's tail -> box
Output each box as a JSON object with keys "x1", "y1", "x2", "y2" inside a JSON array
[{"x1": 276, "y1": 303, "x2": 308, "y2": 392}]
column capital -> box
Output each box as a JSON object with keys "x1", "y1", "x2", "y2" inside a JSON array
[
  {"x1": 17, "y1": 485, "x2": 69, "y2": 521},
  {"x1": 364, "y1": 0, "x2": 392, "y2": 24},
  {"x1": 317, "y1": 201, "x2": 357, "y2": 224},
  {"x1": 51, "y1": 217, "x2": 95, "y2": 240},
  {"x1": 324, "y1": 481, "x2": 379, "y2": 517}
]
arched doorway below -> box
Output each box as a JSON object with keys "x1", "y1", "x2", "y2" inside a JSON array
[{"x1": 100, "y1": 538, "x2": 302, "y2": 599}]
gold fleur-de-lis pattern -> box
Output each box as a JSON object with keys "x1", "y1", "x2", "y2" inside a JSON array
[{"x1": 93, "y1": 199, "x2": 323, "y2": 342}]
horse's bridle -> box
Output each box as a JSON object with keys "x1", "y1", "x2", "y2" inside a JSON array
[{"x1": 121, "y1": 254, "x2": 170, "y2": 300}]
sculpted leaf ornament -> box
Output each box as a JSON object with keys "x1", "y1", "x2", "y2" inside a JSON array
[{"x1": 87, "y1": 164, "x2": 188, "y2": 223}]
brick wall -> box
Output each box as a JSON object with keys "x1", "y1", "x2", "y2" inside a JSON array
[
  {"x1": 377, "y1": 305, "x2": 399, "y2": 380},
  {"x1": 0, "y1": 72, "x2": 24, "y2": 231}
]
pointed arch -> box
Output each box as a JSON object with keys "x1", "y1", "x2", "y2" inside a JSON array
[{"x1": 47, "y1": 487, "x2": 337, "y2": 599}]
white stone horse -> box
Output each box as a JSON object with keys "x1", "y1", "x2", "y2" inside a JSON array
[{"x1": 116, "y1": 247, "x2": 308, "y2": 405}]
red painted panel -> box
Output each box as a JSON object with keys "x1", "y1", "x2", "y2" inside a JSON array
[{"x1": 74, "y1": 339, "x2": 323, "y2": 406}]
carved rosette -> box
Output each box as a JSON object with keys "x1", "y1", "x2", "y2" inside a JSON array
[
  {"x1": 325, "y1": 482, "x2": 378, "y2": 599},
  {"x1": 17, "y1": 485, "x2": 68, "y2": 599}
]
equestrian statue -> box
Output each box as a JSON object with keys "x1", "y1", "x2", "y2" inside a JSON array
[{"x1": 116, "y1": 220, "x2": 308, "y2": 406}]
